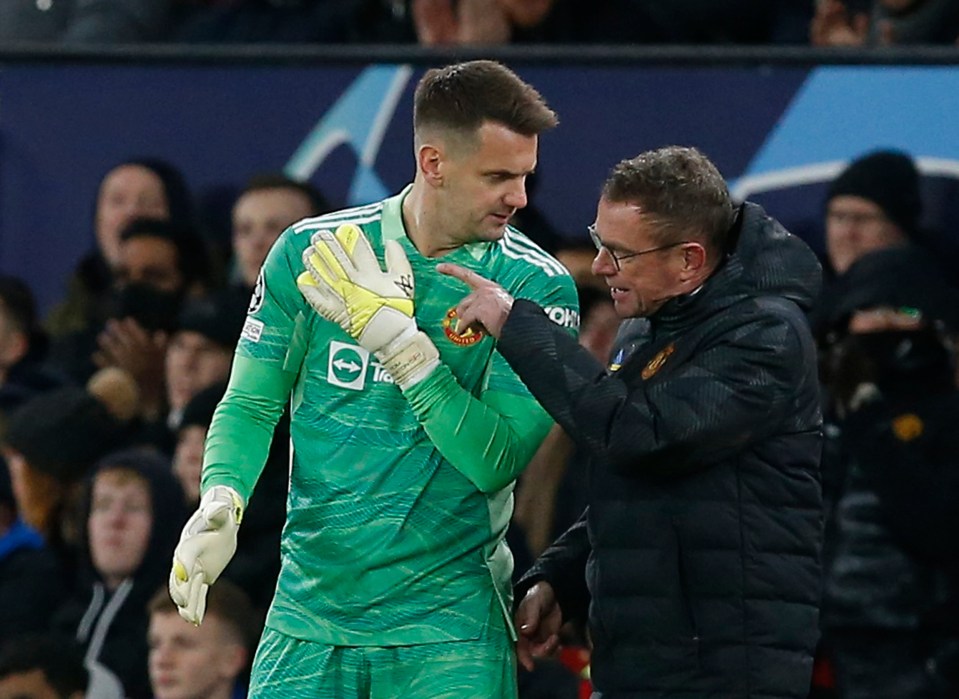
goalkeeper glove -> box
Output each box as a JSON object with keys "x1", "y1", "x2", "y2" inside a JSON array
[
  {"x1": 168, "y1": 485, "x2": 243, "y2": 625},
  {"x1": 297, "y1": 223, "x2": 439, "y2": 389}
]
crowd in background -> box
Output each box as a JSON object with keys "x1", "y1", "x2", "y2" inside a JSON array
[
  {"x1": 0, "y1": 4, "x2": 958, "y2": 696},
  {"x1": 0, "y1": 141, "x2": 956, "y2": 698},
  {"x1": 3, "y1": 0, "x2": 959, "y2": 47}
]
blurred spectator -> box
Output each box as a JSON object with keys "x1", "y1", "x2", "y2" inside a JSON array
[
  {"x1": 48, "y1": 216, "x2": 215, "y2": 410},
  {"x1": 0, "y1": 454, "x2": 66, "y2": 637},
  {"x1": 553, "y1": 242, "x2": 606, "y2": 291},
  {"x1": 0, "y1": 0, "x2": 168, "y2": 43},
  {"x1": 811, "y1": 0, "x2": 959, "y2": 45},
  {"x1": 172, "y1": 382, "x2": 225, "y2": 505},
  {"x1": 818, "y1": 247, "x2": 959, "y2": 698},
  {"x1": 823, "y1": 149, "x2": 922, "y2": 276},
  {"x1": 169, "y1": 0, "x2": 364, "y2": 42},
  {"x1": 0, "y1": 634, "x2": 124, "y2": 699},
  {"x1": 0, "y1": 275, "x2": 68, "y2": 418},
  {"x1": 230, "y1": 173, "x2": 329, "y2": 295},
  {"x1": 2, "y1": 387, "x2": 124, "y2": 562},
  {"x1": 86, "y1": 367, "x2": 142, "y2": 426},
  {"x1": 52, "y1": 448, "x2": 187, "y2": 699},
  {"x1": 45, "y1": 159, "x2": 194, "y2": 340},
  {"x1": 165, "y1": 292, "x2": 246, "y2": 432},
  {"x1": 147, "y1": 579, "x2": 257, "y2": 699},
  {"x1": 409, "y1": 0, "x2": 780, "y2": 45},
  {"x1": 0, "y1": 635, "x2": 89, "y2": 699},
  {"x1": 173, "y1": 381, "x2": 285, "y2": 612}
]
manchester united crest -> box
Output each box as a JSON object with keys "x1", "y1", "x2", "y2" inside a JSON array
[
  {"x1": 641, "y1": 343, "x2": 675, "y2": 380},
  {"x1": 443, "y1": 307, "x2": 484, "y2": 346}
]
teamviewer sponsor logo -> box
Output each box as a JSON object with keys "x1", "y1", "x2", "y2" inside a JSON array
[
  {"x1": 544, "y1": 306, "x2": 580, "y2": 329},
  {"x1": 327, "y1": 341, "x2": 370, "y2": 390}
]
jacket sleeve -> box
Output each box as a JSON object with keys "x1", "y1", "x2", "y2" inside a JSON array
[
  {"x1": 516, "y1": 508, "x2": 591, "y2": 625},
  {"x1": 497, "y1": 298, "x2": 816, "y2": 479}
]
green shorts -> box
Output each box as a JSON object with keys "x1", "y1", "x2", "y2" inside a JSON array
[{"x1": 248, "y1": 603, "x2": 517, "y2": 699}]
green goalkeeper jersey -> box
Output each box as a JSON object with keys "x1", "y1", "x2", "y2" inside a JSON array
[{"x1": 202, "y1": 186, "x2": 579, "y2": 646}]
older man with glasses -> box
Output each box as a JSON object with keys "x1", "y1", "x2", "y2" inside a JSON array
[{"x1": 440, "y1": 145, "x2": 825, "y2": 698}]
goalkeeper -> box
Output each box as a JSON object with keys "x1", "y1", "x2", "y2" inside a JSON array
[{"x1": 169, "y1": 60, "x2": 578, "y2": 698}]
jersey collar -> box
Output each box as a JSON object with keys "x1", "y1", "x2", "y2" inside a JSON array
[{"x1": 380, "y1": 184, "x2": 490, "y2": 262}]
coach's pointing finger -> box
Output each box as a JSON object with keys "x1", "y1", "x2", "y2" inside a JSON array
[
  {"x1": 436, "y1": 262, "x2": 494, "y2": 289},
  {"x1": 438, "y1": 262, "x2": 514, "y2": 339}
]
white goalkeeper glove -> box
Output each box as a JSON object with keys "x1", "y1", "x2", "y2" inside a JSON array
[
  {"x1": 297, "y1": 223, "x2": 439, "y2": 389},
  {"x1": 168, "y1": 485, "x2": 243, "y2": 625}
]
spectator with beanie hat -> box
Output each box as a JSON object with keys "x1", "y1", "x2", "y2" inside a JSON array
[
  {"x1": 165, "y1": 291, "x2": 247, "y2": 432},
  {"x1": 1, "y1": 387, "x2": 125, "y2": 563},
  {"x1": 824, "y1": 149, "x2": 921, "y2": 275},
  {"x1": 135, "y1": 290, "x2": 248, "y2": 455}
]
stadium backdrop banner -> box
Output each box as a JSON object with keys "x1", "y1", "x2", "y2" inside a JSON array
[{"x1": 1, "y1": 60, "x2": 958, "y2": 312}]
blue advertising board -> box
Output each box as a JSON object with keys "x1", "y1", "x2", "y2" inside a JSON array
[{"x1": 1, "y1": 56, "x2": 957, "y2": 312}]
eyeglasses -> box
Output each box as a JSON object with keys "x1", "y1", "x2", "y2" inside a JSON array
[{"x1": 587, "y1": 224, "x2": 686, "y2": 271}]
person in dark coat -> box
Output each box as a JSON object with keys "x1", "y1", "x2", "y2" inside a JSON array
[
  {"x1": 0, "y1": 455, "x2": 67, "y2": 637},
  {"x1": 440, "y1": 146, "x2": 824, "y2": 698},
  {"x1": 52, "y1": 448, "x2": 187, "y2": 699},
  {"x1": 817, "y1": 247, "x2": 959, "y2": 698}
]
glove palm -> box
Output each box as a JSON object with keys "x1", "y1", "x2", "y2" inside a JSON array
[{"x1": 168, "y1": 485, "x2": 243, "y2": 625}]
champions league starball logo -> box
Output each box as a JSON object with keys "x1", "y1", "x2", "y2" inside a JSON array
[
  {"x1": 284, "y1": 65, "x2": 413, "y2": 207},
  {"x1": 248, "y1": 270, "x2": 265, "y2": 314}
]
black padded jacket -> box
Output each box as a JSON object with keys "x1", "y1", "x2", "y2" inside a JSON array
[{"x1": 505, "y1": 202, "x2": 824, "y2": 698}]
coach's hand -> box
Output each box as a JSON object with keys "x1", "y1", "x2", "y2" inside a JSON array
[
  {"x1": 514, "y1": 581, "x2": 563, "y2": 671},
  {"x1": 436, "y1": 263, "x2": 514, "y2": 339},
  {"x1": 298, "y1": 224, "x2": 439, "y2": 389},
  {"x1": 169, "y1": 485, "x2": 243, "y2": 625}
]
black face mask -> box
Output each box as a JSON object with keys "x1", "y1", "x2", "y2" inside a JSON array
[{"x1": 108, "y1": 283, "x2": 183, "y2": 332}]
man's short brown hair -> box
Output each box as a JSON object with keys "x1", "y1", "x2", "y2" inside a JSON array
[
  {"x1": 413, "y1": 60, "x2": 558, "y2": 142},
  {"x1": 603, "y1": 146, "x2": 735, "y2": 258}
]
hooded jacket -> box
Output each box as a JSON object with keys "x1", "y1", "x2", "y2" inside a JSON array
[
  {"x1": 504, "y1": 202, "x2": 824, "y2": 698},
  {"x1": 52, "y1": 449, "x2": 187, "y2": 699}
]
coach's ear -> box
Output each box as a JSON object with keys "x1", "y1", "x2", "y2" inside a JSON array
[{"x1": 678, "y1": 241, "x2": 707, "y2": 282}]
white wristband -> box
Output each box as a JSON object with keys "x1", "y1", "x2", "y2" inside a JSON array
[{"x1": 376, "y1": 330, "x2": 440, "y2": 389}]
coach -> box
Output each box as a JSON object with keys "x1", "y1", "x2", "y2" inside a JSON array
[{"x1": 440, "y1": 146, "x2": 824, "y2": 698}]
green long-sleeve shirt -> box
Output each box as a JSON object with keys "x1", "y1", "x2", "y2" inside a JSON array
[{"x1": 203, "y1": 187, "x2": 578, "y2": 645}]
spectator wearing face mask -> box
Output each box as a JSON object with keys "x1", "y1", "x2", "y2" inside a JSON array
[
  {"x1": 47, "y1": 217, "x2": 216, "y2": 418},
  {"x1": 45, "y1": 159, "x2": 196, "y2": 341}
]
